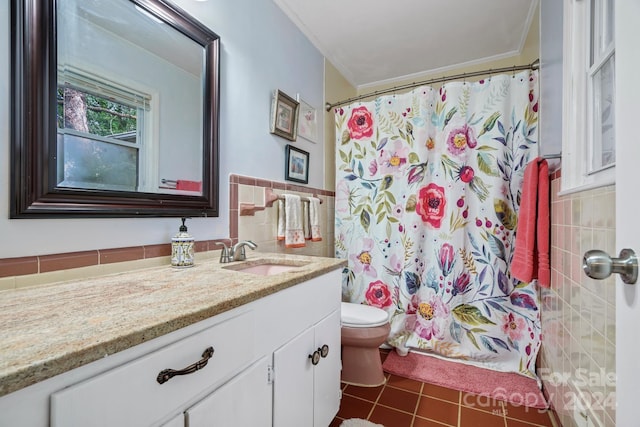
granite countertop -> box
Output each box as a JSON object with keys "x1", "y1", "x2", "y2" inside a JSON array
[{"x1": 0, "y1": 252, "x2": 346, "y2": 397}]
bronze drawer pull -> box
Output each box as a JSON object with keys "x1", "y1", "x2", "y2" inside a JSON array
[{"x1": 156, "y1": 346, "x2": 215, "y2": 384}]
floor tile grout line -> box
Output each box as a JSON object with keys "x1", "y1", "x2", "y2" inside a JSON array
[
  {"x1": 365, "y1": 374, "x2": 388, "y2": 420},
  {"x1": 404, "y1": 384, "x2": 463, "y2": 405},
  {"x1": 373, "y1": 401, "x2": 422, "y2": 417},
  {"x1": 457, "y1": 390, "x2": 462, "y2": 427},
  {"x1": 385, "y1": 384, "x2": 423, "y2": 396},
  {"x1": 409, "y1": 381, "x2": 424, "y2": 426},
  {"x1": 504, "y1": 415, "x2": 552, "y2": 427},
  {"x1": 413, "y1": 414, "x2": 457, "y2": 427},
  {"x1": 425, "y1": 395, "x2": 464, "y2": 406}
]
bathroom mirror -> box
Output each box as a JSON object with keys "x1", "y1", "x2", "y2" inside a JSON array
[{"x1": 10, "y1": 0, "x2": 220, "y2": 217}]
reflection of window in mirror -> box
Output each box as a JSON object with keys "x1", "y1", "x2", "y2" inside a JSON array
[
  {"x1": 56, "y1": 70, "x2": 152, "y2": 192},
  {"x1": 57, "y1": 0, "x2": 204, "y2": 196}
]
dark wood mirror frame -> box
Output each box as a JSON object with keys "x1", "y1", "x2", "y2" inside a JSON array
[{"x1": 10, "y1": 0, "x2": 220, "y2": 218}]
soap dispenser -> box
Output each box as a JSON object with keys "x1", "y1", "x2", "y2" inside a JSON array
[{"x1": 171, "y1": 218, "x2": 195, "y2": 268}]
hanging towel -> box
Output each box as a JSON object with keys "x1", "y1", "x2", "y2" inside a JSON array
[
  {"x1": 176, "y1": 180, "x2": 202, "y2": 192},
  {"x1": 302, "y1": 201, "x2": 312, "y2": 240},
  {"x1": 511, "y1": 157, "x2": 550, "y2": 287},
  {"x1": 308, "y1": 197, "x2": 323, "y2": 242},
  {"x1": 277, "y1": 199, "x2": 286, "y2": 241},
  {"x1": 277, "y1": 194, "x2": 306, "y2": 248}
]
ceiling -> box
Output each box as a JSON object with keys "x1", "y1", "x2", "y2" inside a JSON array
[
  {"x1": 61, "y1": 0, "x2": 204, "y2": 77},
  {"x1": 273, "y1": 0, "x2": 538, "y2": 88}
]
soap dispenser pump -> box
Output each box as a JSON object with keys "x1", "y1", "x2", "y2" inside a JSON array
[{"x1": 171, "y1": 217, "x2": 194, "y2": 268}]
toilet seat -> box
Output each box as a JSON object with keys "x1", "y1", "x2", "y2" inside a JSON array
[{"x1": 341, "y1": 302, "x2": 389, "y2": 328}]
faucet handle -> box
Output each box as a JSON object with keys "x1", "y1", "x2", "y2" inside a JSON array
[{"x1": 215, "y1": 242, "x2": 232, "y2": 263}]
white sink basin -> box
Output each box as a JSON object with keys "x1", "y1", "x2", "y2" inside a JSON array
[{"x1": 223, "y1": 260, "x2": 308, "y2": 276}]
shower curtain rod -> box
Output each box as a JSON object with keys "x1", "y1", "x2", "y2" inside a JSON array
[{"x1": 325, "y1": 59, "x2": 540, "y2": 111}]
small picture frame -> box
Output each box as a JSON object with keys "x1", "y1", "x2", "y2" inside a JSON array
[
  {"x1": 285, "y1": 144, "x2": 309, "y2": 184},
  {"x1": 270, "y1": 90, "x2": 299, "y2": 141},
  {"x1": 296, "y1": 97, "x2": 318, "y2": 143}
]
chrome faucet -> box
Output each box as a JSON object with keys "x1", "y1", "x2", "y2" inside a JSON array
[
  {"x1": 231, "y1": 240, "x2": 258, "y2": 261},
  {"x1": 215, "y1": 241, "x2": 233, "y2": 263}
]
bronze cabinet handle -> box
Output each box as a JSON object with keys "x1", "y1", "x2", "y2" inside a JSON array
[
  {"x1": 156, "y1": 346, "x2": 215, "y2": 385},
  {"x1": 319, "y1": 344, "x2": 329, "y2": 358},
  {"x1": 308, "y1": 350, "x2": 321, "y2": 366}
]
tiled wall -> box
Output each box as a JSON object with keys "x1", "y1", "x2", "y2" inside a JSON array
[
  {"x1": 0, "y1": 175, "x2": 336, "y2": 291},
  {"x1": 0, "y1": 242, "x2": 231, "y2": 292},
  {"x1": 231, "y1": 174, "x2": 335, "y2": 257},
  {"x1": 539, "y1": 170, "x2": 616, "y2": 427}
]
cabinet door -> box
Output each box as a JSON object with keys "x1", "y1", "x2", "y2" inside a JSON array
[
  {"x1": 185, "y1": 356, "x2": 271, "y2": 427},
  {"x1": 313, "y1": 309, "x2": 341, "y2": 427},
  {"x1": 272, "y1": 328, "x2": 315, "y2": 427},
  {"x1": 161, "y1": 413, "x2": 184, "y2": 427},
  {"x1": 273, "y1": 310, "x2": 341, "y2": 427}
]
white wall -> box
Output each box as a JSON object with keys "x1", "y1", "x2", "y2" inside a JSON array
[{"x1": 0, "y1": 0, "x2": 325, "y2": 258}]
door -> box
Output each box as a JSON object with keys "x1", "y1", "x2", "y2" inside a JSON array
[
  {"x1": 272, "y1": 325, "x2": 315, "y2": 427},
  {"x1": 185, "y1": 357, "x2": 271, "y2": 427},
  {"x1": 272, "y1": 310, "x2": 341, "y2": 427},
  {"x1": 312, "y1": 310, "x2": 341, "y2": 427},
  {"x1": 614, "y1": 2, "x2": 640, "y2": 424}
]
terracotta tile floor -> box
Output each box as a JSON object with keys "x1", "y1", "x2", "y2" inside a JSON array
[{"x1": 330, "y1": 351, "x2": 557, "y2": 427}]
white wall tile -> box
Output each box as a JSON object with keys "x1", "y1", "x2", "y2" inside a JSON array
[{"x1": 541, "y1": 177, "x2": 616, "y2": 426}]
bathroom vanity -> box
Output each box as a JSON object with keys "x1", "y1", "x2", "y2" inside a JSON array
[{"x1": 0, "y1": 254, "x2": 345, "y2": 426}]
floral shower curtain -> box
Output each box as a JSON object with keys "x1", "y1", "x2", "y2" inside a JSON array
[{"x1": 335, "y1": 70, "x2": 542, "y2": 377}]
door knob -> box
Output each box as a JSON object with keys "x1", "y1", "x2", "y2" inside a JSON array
[{"x1": 583, "y1": 248, "x2": 638, "y2": 284}]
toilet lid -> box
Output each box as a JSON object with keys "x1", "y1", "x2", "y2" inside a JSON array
[{"x1": 341, "y1": 302, "x2": 389, "y2": 328}]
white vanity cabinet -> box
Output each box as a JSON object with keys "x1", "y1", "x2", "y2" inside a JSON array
[
  {"x1": 273, "y1": 309, "x2": 341, "y2": 427},
  {"x1": 0, "y1": 267, "x2": 342, "y2": 427}
]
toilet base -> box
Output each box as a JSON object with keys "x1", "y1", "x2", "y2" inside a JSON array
[
  {"x1": 341, "y1": 345, "x2": 387, "y2": 387},
  {"x1": 341, "y1": 323, "x2": 390, "y2": 387}
]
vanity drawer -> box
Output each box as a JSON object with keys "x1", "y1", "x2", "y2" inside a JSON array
[{"x1": 51, "y1": 310, "x2": 255, "y2": 427}]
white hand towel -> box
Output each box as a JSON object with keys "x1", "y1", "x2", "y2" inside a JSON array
[
  {"x1": 309, "y1": 197, "x2": 322, "y2": 242},
  {"x1": 277, "y1": 194, "x2": 306, "y2": 248}
]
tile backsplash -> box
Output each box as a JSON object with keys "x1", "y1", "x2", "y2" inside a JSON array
[
  {"x1": 231, "y1": 174, "x2": 335, "y2": 257},
  {"x1": 539, "y1": 170, "x2": 615, "y2": 427},
  {"x1": 1, "y1": 175, "x2": 336, "y2": 291}
]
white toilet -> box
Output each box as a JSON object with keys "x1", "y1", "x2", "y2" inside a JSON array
[{"x1": 340, "y1": 302, "x2": 391, "y2": 387}]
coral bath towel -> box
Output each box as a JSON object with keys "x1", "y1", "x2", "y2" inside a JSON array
[
  {"x1": 175, "y1": 180, "x2": 202, "y2": 192},
  {"x1": 511, "y1": 158, "x2": 550, "y2": 287}
]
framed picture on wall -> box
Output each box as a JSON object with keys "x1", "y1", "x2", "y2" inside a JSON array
[
  {"x1": 285, "y1": 144, "x2": 309, "y2": 184},
  {"x1": 270, "y1": 90, "x2": 299, "y2": 141},
  {"x1": 296, "y1": 96, "x2": 318, "y2": 143}
]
